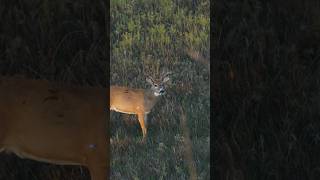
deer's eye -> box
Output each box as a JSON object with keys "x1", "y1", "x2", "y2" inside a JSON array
[{"x1": 154, "y1": 84, "x2": 158, "y2": 87}]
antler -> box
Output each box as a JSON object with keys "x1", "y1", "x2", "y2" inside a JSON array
[{"x1": 160, "y1": 70, "x2": 172, "y2": 80}]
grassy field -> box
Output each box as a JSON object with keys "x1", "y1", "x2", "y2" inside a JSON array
[
  {"x1": 110, "y1": 0, "x2": 210, "y2": 179},
  {"x1": 213, "y1": 0, "x2": 320, "y2": 180}
]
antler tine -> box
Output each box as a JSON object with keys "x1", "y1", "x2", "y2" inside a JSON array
[
  {"x1": 144, "y1": 71, "x2": 156, "y2": 83},
  {"x1": 160, "y1": 70, "x2": 173, "y2": 80},
  {"x1": 142, "y1": 69, "x2": 153, "y2": 80}
]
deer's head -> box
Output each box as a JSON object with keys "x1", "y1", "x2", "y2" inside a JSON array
[{"x1": 146, "y1": 71, "x2": 172, "y2": 96}]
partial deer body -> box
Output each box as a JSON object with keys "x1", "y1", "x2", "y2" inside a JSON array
[{"x1": 0, "y1": 76, "x2": 108, "y2": 180}]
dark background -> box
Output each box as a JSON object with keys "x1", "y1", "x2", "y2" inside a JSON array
[
  {"x1": 213, "y1": 0, "x2": 320, "y2": 180},
  {"x1": 0, "y1": 0, "x2": 107, "y2": 179}
]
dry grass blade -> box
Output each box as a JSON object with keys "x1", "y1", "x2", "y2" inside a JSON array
[
  {"x1": 179, "y1": 106, "x2": 198, "y2": 180},
  {"x1": 185, "y1": 48, "x2": 210, "y2": 70},
  {"x1": 160, "y1": 70, "x2": 173, "y2": 79}
]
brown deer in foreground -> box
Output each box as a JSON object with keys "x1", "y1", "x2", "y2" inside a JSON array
[
  {"x1": 110, "y1": 71, "x2": 172, "y2": 142},
  {"x1": 0, "y1": 76, "x2": 108, "y2": 180}
]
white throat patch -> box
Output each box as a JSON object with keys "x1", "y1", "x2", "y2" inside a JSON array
[{"x1": 154, "y1": 92, "x2": 161, "y2": 96}]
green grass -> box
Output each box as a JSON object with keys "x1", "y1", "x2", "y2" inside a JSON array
[
  {"x1": 109, "y1": 59, "x2": 210, "y2": 179},
  {"x1": 110, "y1": 0, "x2": 210, "y2": 179}
]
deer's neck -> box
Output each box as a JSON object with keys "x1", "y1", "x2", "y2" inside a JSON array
[{"x1": 143, "y1": 90, "x2": 161, "y2": 113}]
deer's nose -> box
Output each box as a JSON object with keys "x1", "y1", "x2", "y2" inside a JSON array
[{"x1": 159, "y1": 89, "x2": 165, "y2": 94}]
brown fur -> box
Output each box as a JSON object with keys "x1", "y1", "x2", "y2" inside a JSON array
[
  {"x1": 0, "y1": 76, "x2": 108, "y2": 180},
  {"x1": 110, "y1": 73, "x2": 170, "y2": 142}
]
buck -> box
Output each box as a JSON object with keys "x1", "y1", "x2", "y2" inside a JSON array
[
  {"x1": 110, "y1": 71, "x2": 172, "y2": 142},
  {"x1": 0, "y1": 76, "x2": 108, "y2": 180}
]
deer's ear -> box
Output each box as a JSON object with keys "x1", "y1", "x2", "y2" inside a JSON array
[
  {"x1": 162, "y1": 76, "x2": 170, "y2": 83},
  {"x1": 146, "y1": 76, "x2": 154, "y2": 85}
]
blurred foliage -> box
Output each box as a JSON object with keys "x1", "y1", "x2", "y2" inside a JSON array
[
  {"x1": 0, "y1": 0, "x2": 107, "y2": 86},
  {"x1": 0, "y1": 0, "x2": 106, "y2": 180},
  {"x1": 213, "y1": 0, "x2": 320, "y2": 179}
]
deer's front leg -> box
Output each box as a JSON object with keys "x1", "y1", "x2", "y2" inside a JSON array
[{"x1": 137, "y1": 113, "x2": 147, "y2": 142}]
